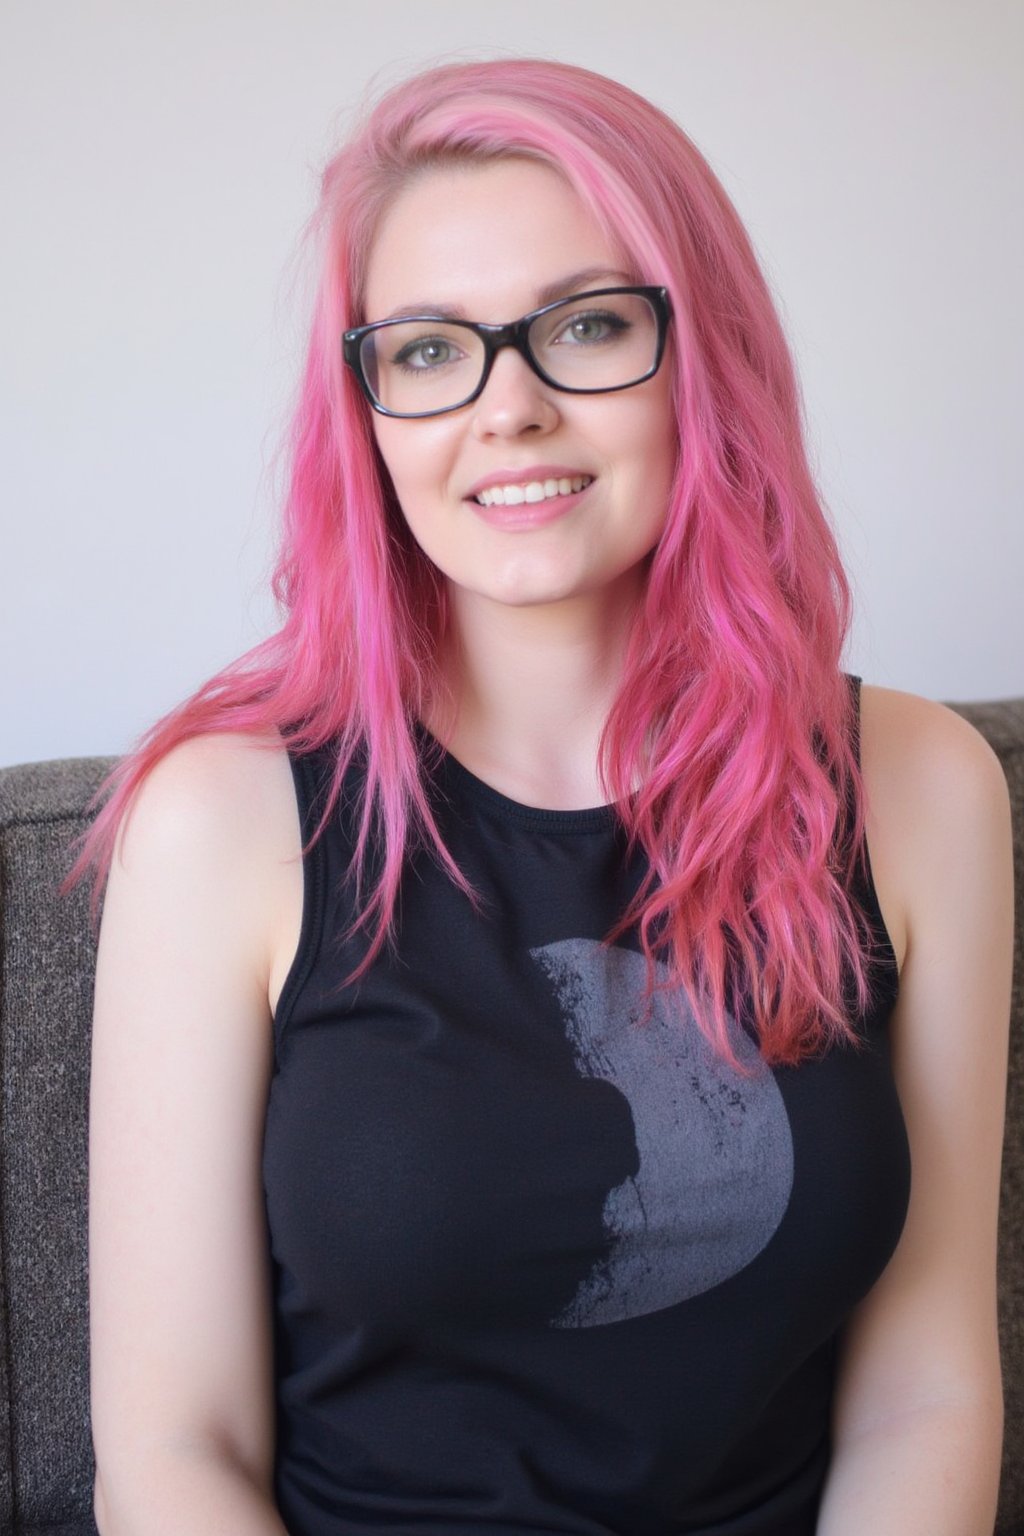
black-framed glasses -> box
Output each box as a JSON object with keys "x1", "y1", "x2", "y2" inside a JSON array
[{"x1": 342, "y1": 285, "x2": 673, "y2": 419}]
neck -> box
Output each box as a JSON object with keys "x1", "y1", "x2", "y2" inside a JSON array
[{"x1": 427, "y1": 571, "x2": 645, "y2": 807}]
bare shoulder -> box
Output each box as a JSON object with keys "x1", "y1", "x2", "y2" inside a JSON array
[
  {"x1": 115, "y1": 726, "x2": 295, "y2": 859},
  {"x1": 113, "y1": 726, "x2": 303, "y2": 1011},
  {"x1": 858, "y1": 682, "x2": 1008, "y2": 810},
  {"x1": 857, "y1": 682, "x2": 1011, "y2": 975}
]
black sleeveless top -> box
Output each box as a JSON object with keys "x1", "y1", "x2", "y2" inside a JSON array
[{"x1": 261, "y1": 673, "x2": 910, "y2": 1535}]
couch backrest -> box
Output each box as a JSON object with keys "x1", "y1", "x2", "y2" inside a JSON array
[
  {"x1": 0, "y1": 701, "x2": 1021, "y2": 1534},
  {"x1": 0, "y1": 755, "x2": 113, "y2": 1535},
  {"x1": 956, "y1": 697, "x2": 1024, "y2": 1535}
]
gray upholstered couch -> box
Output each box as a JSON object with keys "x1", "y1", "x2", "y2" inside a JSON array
[{"x1": 0, "y1": 697, "x2": 1021, "y2": 1535}]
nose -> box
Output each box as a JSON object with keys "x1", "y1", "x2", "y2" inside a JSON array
[{"x1": 469, "y1": 344, "x2": 560, "y2": 439}]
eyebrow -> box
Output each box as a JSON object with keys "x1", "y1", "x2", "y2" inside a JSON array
[{"x1": 378, "y1": 267, "x2": 636, "y2": 323}]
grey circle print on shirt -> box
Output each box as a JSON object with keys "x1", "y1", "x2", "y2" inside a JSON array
[{"x1": 530, "y1": 938, "x2": 794, "y2": 1328}]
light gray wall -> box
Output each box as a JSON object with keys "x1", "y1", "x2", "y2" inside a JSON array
[{"x1": 2, "y1": 0, "x2": 1021, "y2": 767}]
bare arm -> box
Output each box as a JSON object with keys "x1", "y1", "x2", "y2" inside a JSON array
[
  {"x1": 89, "y1": 731, "x2": 297, "y2": 1534},
  {"x1": 816, "y1": 693, "x2": 1013, "y2": 1533}
]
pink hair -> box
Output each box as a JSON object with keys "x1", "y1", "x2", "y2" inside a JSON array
[{"x1": 62, "y1": 55, "x2": 885, "y2": 1071}]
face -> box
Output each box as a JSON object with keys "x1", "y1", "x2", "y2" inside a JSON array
[{"x1": 361, "y1": 158, "x2": 679, "y2": 619}]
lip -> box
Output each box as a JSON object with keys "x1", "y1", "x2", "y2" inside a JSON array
[{"x1": 463, "y1": 464, "x2": 596, "y2": 502}]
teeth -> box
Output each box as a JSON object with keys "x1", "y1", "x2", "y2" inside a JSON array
[{"x1": 476, "y1": 475, "x2": 592, "y2": 507}]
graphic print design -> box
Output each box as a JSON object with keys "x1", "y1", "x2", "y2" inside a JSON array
[{"x1": 530, "y1": 939, "x2": 794, "y2": 1327}]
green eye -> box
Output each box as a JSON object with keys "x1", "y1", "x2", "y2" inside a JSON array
[
  {"x1": 551, "y1": 309, "x2": 631, "y2": 346},
  {"x1": 392, "y1": 337, "x2": 464, "y2": 372}
]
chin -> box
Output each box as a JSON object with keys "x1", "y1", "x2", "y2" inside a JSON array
[{"x1": 498, "y1": 582, "x2": 605, "y2": 610}]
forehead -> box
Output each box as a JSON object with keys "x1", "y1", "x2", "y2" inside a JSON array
[{"x1": 362, "y1": 158, "x2": 630, "y2": 322}]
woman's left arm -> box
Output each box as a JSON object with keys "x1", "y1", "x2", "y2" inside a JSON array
[{"x1": 817, "y1": 692, "x2": 1015, "y2": 1536}]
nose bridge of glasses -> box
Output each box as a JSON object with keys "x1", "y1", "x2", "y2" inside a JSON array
[
  {"x1": 478, "y1": 318, "x2": 523, "y2": 348},
  {"x1": 472, "y1": 317, "x2": 549, "y2": 393},
  {"x1": 475, "y1": 316, "x2": 537, "y2": 373}
]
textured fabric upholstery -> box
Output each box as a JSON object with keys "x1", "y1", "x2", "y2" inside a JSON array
[
  {"x1": 0, "y1": 756, "x2": 112, "y2": 1536},
  {"x1": 966, "y1": 696, "x2": 1024, "y2": 1534},
  {"x1": 0, "y1": 697, "x2": 1020, "y2": 1534}
]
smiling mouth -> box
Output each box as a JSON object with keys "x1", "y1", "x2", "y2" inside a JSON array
[{"x1": 473, "y1": 475, "x2": 594, "y2": 508}]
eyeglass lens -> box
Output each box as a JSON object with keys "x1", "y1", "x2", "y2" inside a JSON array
[{"x1": 358, "y1": 292, "x2": 660, "y2": 415}]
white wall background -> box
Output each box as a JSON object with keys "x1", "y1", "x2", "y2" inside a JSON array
[{"x1": 2, "y1": 0, "x2": 1021, "y2": 768}]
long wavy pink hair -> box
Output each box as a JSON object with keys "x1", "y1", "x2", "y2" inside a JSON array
[{"x1": 62, "y1": 55, "x2": 885, "y2": 1071}]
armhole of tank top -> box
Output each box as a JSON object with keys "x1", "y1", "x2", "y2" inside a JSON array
[
  {"x1": 271, "y1": 746, "x2": 328, "y2": 1061},
  {"x1": 847, "y1": 672, "x2": 901, "y2": 988}
]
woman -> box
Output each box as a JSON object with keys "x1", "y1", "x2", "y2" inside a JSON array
[{"x1": 69, "y1": 57, "x2": 1013, "y2": 1535}]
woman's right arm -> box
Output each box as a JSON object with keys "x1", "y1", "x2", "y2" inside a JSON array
[{"x1": 89, "y1": 732, "x2": 296, "y2": 1534}]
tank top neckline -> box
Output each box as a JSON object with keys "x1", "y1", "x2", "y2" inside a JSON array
[
  {"x1": 413, "y1": 720, "x2": 621, "y2": 834},
  {"x1": 411, "y1": 673, "x2": 861, "y2": 836}
]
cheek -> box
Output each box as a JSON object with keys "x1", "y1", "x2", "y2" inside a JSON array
[
  {"x1": 374, "y1": 410, "x2": 454, "y2": 459},
  {"x1": 372, "y1": 422, "x2": 463, "y2": 521},
  {"x1": 631, "y1": 398, "x2": 679, "y2": 546},
  {"x1": 617, "y1": 398, "x2": 679, "y2": 493},
  {"x1": 372, "y1": 422, "x2": 412, "y2": 494},
  {"x1": 370, "y1": 432, "x2": 458, "y2": 569},
  {"x1": 646, "y1": 395, "x2": 681, "y2": 489}
]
